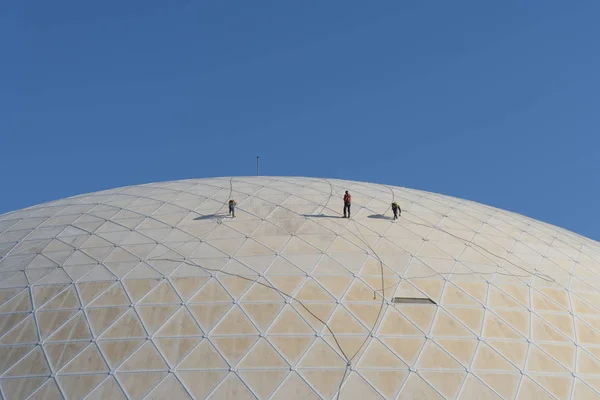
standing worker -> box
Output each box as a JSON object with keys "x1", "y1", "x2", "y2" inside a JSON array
[
  {"x1": 343, "y1": 191, "x2": 352, "y2": 218},
  {"x1": 228, "y1": 199, "x2": 237, "y2": 218},
  {"x1": 391, "y1": 201, "x2": 402, "y2": 220}
]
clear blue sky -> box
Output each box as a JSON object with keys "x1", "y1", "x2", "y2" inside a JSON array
[{"x1": 1, "y1": 1, "x2": 599, "y2": 239}]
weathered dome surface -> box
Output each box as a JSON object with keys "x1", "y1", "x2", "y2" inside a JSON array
[{"x1": 0, "y1": 176, "x2": 599, "y2": 400}]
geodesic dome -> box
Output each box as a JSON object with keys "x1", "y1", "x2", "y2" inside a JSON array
[{"x1": 0, "y1": 177, "x2": 599, "y2": 400}]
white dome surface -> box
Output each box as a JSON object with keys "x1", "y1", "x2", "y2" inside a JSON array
[{"x1": 0, "y1": 176, "x2": 599, "y2": 400}]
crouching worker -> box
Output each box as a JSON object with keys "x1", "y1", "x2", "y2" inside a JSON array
[
  {"x1": 228, "y1": 199, "x2": 237, "y2": 218},
  {"x1": 391, "y1": 202, "x2": 401, "y2": 220}
]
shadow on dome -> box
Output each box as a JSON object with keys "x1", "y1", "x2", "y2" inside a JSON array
[
  {"x1": 367, "y1": 214, "x2": 393, "y2": 220},
  {"x1": 194, "y1": 214, "x2": 228, "y2": 220},
  {"x1": 302, "y1": 213, "x2": 345, "y2": 219}
]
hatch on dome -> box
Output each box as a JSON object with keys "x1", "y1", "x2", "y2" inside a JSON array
[{"x1": 392, "y1": 297, "x2": 436, "y2": 305}]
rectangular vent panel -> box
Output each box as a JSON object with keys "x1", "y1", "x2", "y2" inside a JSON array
[{"x1": 392, "y1": 297, "x2": 436, "y2": 305}]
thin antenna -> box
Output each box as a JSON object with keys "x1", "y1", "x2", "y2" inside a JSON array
[{"x1": 256, "y1": 156, "x2": 260, "y2": 176}]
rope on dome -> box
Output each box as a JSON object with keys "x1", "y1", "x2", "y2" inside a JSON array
[
  {"x1": 213, "y1": 178, "x2": 234, "y2": 222},
  {"x1": 320, "y1": 178, "x2": 390, "y2": 399}
]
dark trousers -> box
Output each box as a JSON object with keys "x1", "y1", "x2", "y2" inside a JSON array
[
  {"x1": 393, "y1": 208, "x2": 399, "y2": 219},
  {"x1": 344, "y1": 202, "x2": 351, "y2": 217},
  {"x1": 229, "y1": 205, "x2": 235, "y2": 217}
]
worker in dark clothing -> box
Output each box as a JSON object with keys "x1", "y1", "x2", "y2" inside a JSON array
[
  {"x1": 343, "y1": 191, "x2": 352, "y2": 218},
  {"x1": 391, "y1": 202, "x2": 401, "y2": 220},
  {"x1": 228, "y1": 199, "x2": 237, "y2": 218}
]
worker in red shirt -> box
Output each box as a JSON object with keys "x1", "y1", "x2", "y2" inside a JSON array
[{"x1": 343, "y1": 191, "x2": 351, "y2": 218}]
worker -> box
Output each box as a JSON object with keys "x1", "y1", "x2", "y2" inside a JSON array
[
  {"x1": 228, "y1": 199, "x2": 237, "y2": 218},
  {"x1": 343, "y1": 191, "x2": 352, "y2": 218},
  {"x1": 391, "y1": 201, "x2": 402, "y2": 220}
]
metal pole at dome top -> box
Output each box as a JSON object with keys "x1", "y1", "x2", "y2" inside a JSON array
[{"x1": 257, "y1": 157, "x2": 260, "y2": 176}]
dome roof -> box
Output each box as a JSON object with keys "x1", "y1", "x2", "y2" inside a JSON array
[{"x1": 0, "y1": 176, "x2": 598, "y2": 399}]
